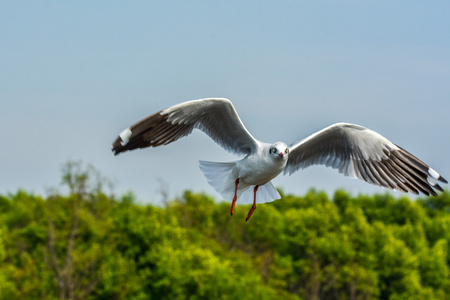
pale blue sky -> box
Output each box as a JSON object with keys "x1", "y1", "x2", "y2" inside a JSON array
[{"x1": 1, "y1": 1, "x2": 449, "y2": 203}]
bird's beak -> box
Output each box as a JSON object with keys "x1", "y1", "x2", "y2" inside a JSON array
[{"x1": 279, "y1": 152, "x2": 284, "y2": 158}]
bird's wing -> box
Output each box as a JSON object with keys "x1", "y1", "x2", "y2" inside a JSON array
[
  {"x1": 285, "y1": 122, "x2": 447, "y2": 196},
  {"x1": 112, "y1": 98, "x2": 260, "y2": 156}
]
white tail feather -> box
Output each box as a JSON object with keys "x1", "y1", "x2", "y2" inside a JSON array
[
  {"x1": 199, "y1": 160, "x2": 237, "y2": 195},
  {"x1": 199, "y1": 160, "x2": 281, "y2": 204},
  {"x1": 237, "y1": 181, "x2": 281, "y2": 204}
]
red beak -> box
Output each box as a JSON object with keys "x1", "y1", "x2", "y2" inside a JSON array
[{"x1": 279, "y1": 152, "x2": 283, "y2": 158}]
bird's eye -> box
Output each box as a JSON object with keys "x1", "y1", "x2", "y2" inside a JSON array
[
  {"x1": 285, "y1": 148, "x2": 289, "y2": 154},
  {"x1": 273, "y1": 148, "x2": 277, "y2": 153}
]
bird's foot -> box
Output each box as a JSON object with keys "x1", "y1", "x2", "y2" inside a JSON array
[
  {"x1": 245, "y1": 204, "x2": 256, "y2": 222},
  {"x1": 245, "y1": 185, "x2": 259, "y2": 222},
  {"x1": 230, "y1": 178, "x2": 239, "y2": 216}
]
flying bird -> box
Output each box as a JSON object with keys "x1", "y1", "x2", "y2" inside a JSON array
[{"x1": 112, "y1": 98, "x2": 447, "y2": 221}]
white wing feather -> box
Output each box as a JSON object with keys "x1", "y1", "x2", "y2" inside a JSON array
[
  {"x1": 286, "y1": 122, "x2": 446, "y2": 196},
  {"x1": 112, "y1": 98, "x2": 260, "y2": 156}
]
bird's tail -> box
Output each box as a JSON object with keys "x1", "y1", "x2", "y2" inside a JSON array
[
  {"x1": 199, "y1": 161, "x2": 237, "y2": 197},
  {"x1": 199, "y1": 160, "x2": 280, "y2": 204}
]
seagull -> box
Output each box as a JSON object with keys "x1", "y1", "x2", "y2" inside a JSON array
[{"x1": 112, "y1": 98, "x2": 447, "y2": 221}]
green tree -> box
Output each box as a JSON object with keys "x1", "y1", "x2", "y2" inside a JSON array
[
  {"x1": 0, "y1": 162, "x2": 449, "y2": 299},
  {"x1": 45, "y1": 161, "x2": 114, "y2": 300}
]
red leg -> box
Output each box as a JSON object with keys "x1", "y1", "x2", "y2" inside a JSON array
[
  {"x1": 230, "y1": 178, "x2": 239, "y2": 216},
  {"x1": 245, "y1": 185, "x2": 259, "y2": 222}
]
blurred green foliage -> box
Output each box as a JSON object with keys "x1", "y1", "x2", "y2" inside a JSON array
[{"x1": 0, "y1": 162, "x2": 449, "y2": 299}]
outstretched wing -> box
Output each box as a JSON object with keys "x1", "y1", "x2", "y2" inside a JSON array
[
  {"x1": 112, "y1": 98, "x2": 260, "y2": 156},
  {"x1": 285, "y1": 122, "x2": 447, "y2": 196}
]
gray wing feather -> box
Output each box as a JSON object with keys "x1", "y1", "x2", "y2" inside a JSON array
[
  {"x1": 112, "y1": 98, "x2": 260, "y2": 156},
  {"x1": 286, "y1": 122, "x2": 447, "y2": 196}
]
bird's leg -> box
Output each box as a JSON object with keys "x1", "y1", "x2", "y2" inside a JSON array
[
  {"x1": 245, "y1": 185, "x2": 259, "y2": 222},
  {"x1": 230, "y1": 178, "x2": 240, "y2": 216}
]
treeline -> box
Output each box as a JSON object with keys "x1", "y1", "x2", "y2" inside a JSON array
[{"x1": 0, "y1": 162, "x2": 449, "y2": 300}]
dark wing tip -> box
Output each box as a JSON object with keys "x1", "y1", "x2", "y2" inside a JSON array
[
  {"x1": 111, "y1": 132, "x2": 131, "y2": 155},
  {"x1": 434, "y1": 184, "x2": 445, "y2": 192},
  {"x1": 111, "y1": 110, "x2": 195, "y2": 156},
  {"x1": 112, "y1": 126, "x2": 134, "y2": 155},
  {"x1": 111, "y1": 138, "x2": 123, "y2": 156},
  {"x1": 438, "y1": 176, "x2": 448, "y2": 184},
  {"x1": 389, "y1": 148, "x2": 447, "y2": 197}
]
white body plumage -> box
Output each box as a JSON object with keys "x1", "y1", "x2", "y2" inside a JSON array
[{"x1": 200, "y1": 142, "x2": 289, "y2": 205}]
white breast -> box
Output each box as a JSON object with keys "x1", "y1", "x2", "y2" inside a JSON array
[{"x1": 236, "y1": 152, "x2": 287, "y2": 185}]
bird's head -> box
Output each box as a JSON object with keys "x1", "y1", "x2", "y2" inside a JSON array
[{"x1": 269, "y1": 142, "x2": 289, "y2": 160}]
